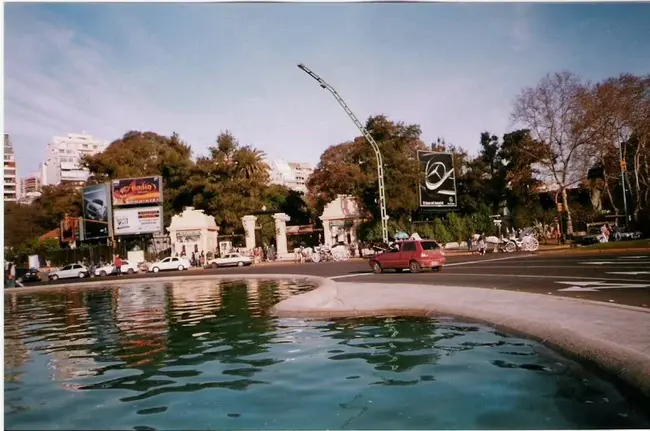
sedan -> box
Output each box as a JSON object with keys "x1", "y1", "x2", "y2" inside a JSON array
[
  {"x1": 49, "y1": 264, "x2": 90, "y2": 281},
  {"x1": 94, "y1": 260, "x2": 139, "y2": 276},
  {"x1": 147, "y1": 256, "x2": 191, "y2": 273},
  {"x1": 207, "y1": 253, "x2": 253, "y2": 268}
]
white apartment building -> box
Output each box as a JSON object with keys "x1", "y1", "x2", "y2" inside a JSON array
[
  {"x1": 19, "y1": 172, "x2": 42, "y2": 204},
  {"x1": 266, "y1": 159, "x2": 314, "y2": 194},
  {"x1": 42, "y1": 133, "x2": 109, "y2": 186},
  {"x1": 4, "y1": 134, "x2": 18, "y2": 202}
]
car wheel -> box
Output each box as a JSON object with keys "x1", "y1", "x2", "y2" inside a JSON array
[
  {"x1": 409, "y1": 261, "x2": 421, "y2": 273},
  {"x1": 127, "y1": 268, "x2": 134, "y2": 275},
  {"x1": 153, "y1": 267, "x2": 160, "y2": 273},
  {"x1": 178, "y1": 265, "x2": 184, "y2": 271},
  {"x1": 237, "y1": 261, "x2": 244, "y2": 267},
  {"x1": 372, "y1": 261, "x2": 383, "y2": 274},
  {"x1": 78, "y1": 272, "x2": 85, "y2": 279},
  {"x1": 211, "y1": 263, "x2": 218, "y2": 269},
  {"x1": 51, "y1": 274, "x2": 59, "y2": 281},
  {"x1": 100, "y1": 270, "x2": 107, "y2": 277}
]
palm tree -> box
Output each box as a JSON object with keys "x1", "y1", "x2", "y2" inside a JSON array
[{"x1": 233, "y1": 146, "x2": 269, "y2": 180}]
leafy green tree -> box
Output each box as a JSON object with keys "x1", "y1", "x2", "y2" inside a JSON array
[
  {"x1": 182, "y1": 132, "x2": 272, "y2": 233},
  {"x1": 82, "y1": 131, "x2": 195, "y2": 226},
  {"x1": 307, "y1": 115, "x2": 427, "y2": 222}
]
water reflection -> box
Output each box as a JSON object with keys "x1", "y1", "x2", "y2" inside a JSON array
[{"x1": 4, "y1": 279, "x2": 649, "y2": 430}]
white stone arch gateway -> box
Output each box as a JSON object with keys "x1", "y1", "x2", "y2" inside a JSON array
[
  {"x1": 241, "y1": 212, "x2": 291, "y2": 258},
  {"x1": 320, "y1": 195, "x2": 363, "y2": 247}
]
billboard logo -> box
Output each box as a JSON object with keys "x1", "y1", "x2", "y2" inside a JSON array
[
  {"x1": 417, "y1": 151, "x2": 458, "y2": 209},
  {"x1": 112, "y1": 176, "x2": 162, "y2": 206}
]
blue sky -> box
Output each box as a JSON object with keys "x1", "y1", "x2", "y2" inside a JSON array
[{"x1": 4, "y1": 2, "x2": 650, "y2": 178}]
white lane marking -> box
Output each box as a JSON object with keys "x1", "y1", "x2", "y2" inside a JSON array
[
  {"x1": 607, "y1": 271, "x2": 650, "y2": 276},
  {"x1": 329, "y1": 255, "x2": 533, "y2": 279},
  {"x1": 557, "y1": 281, "x2": 650, "y2": 292},
  {"x1": 580, "y1": 261, "x2": 650, "y2": 265},
  {"x1": 445, "y1": 255, "x2": 533, "y2": 267},
  {"x1": 424, "y1": 273, "x2": 650, "y2": 283},
  {"x1": 449, "y1": 265, "x2": 650, "y2": 269},
  {"x1": 330, "y1": 273, "x2": 374, "y2": 280},
  {"x1": 617, "y1": 256, "x2": 649, "y2": 259}
]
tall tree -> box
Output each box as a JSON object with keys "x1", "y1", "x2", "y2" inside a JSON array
[
  {"x1": 182, "y1": 132, "x2": 273, "y2": 233},
  {"x1": 578, "y1": 74, "x2": 650, "y2": 220},
  {"x1": 307, "y1": 115, "x2": 427, "y2": 222},
  {"x1": 81, "y1": 131, "x2": 195, "y2": 226},
  {"x1": 511, "y1": 71, "x2": 594, "y2": 234}
]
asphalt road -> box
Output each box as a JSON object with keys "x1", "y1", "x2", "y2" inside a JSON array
[{"x1": 18, "y1": 251, "x2": 650, "y2": 308}]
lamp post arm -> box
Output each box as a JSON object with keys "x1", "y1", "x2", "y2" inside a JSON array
[{"x1": 297, "y1": 64, "x2": 389, "y2": 244}]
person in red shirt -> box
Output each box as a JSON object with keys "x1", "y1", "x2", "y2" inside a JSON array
[{"x1": 114, "y1": 255, "x2": 123, "y2": 276}]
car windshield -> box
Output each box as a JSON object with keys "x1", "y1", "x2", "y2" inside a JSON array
[{"x1": 421, "y1": 241, "x2": 440, "y2": 250}]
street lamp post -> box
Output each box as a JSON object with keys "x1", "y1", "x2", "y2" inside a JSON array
[
  {"x1": 619, "y1": 143, "x2": 629, "y2": 229},
  {"x1": 297, "y1": 63, "x2": 389, "y2": 244}
]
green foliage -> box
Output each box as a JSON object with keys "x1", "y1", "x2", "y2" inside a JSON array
[
  {"x1": 307, "y1": 115, "x2": 427, "y2": 220},
  {"x1": 5, "y1": 238, "x2": 60, "y2": 267}
]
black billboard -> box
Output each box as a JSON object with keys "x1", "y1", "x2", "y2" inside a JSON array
[
  {"x1": 417, "y1": 151, "x2": 458, "y2": 208},
  {"x1": 82, "y1": 183, "x2": 113, "y2": 240}
]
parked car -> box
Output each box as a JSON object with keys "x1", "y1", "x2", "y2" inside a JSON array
[
  {"x1": 207, "y1": 252, "x2": 253, "y2": 268},
  {"x1": 94, "y1": 260, "x2": 139, "y2": 276},
  {"x1": 48, "y1": 264, "x2": 90, "y2": 281},
  {"x1": 16, "y1": 268, "x2": 41, "y2": 283},
  {"x1": 147, "y1": 256, "x2": 191, "y2": 273},
  {"x1": 368, "y1": 240, "x2": 446, "y2": 273}
]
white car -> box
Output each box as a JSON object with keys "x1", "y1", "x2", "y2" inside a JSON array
[
  {"x1": 207, "y1": 252, "x2": 253, "y2": 268},
  {"x1": 49, "y1": 264, "x2": 90, "y2": 281},
  {"x1": 148, "y1": 256, "x2": 191, "y2": 273},
  {"x1": 94, "y1": 260, "x2": 139, "y2": 276}
]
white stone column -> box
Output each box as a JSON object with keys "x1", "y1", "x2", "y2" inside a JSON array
[
  {"x1": 273, "y1": 213, "x2": 291, "y2": 256},
  {"x1": 241, "y1": 215, "x2": 257, "y2": 251},
  {"x1": 320, "y1": 218, "x2": 332, "y2": 247}
]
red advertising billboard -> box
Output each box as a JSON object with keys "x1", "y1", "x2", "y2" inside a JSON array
[
  {"x1": 112, "y1": 176, "x2": 163, "y2": 207},
  {"x1": 60, "y1": 216, "x2": 80, "y2": 243}
]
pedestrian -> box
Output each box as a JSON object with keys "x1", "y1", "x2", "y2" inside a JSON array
[
  {"x1": 467, "y1": 236, "x2": 473, "y2": 252},
  {"x1": 600, "y1": 223, "x2": 610, "y2": 243},
  {"x1": 191, "y1": 251, "x2": 196, "y2": 267},
  {"x1": 114, "y1": 254, "x2": 123, "y2": 276},
  {"x1": 478, "y1": 234, "x2": 487, "y2": 255}
]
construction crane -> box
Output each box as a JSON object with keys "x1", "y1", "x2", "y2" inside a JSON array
[{"x1": 297, "y1": 63, "x2": 389, "y2": 245}]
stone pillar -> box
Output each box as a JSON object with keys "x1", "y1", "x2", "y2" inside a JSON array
[
  {"x1": 320, "y1": 218, "x2": 332, "y2": 247},
  {"x1": 241, "y1": 215, "x2": 257, "y2": 251},
  {"x1": 273, "y1": 213, "x2": 291, "y2": 256}
]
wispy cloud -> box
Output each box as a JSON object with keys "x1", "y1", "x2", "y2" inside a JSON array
[{"x1": 4, "y1": 3, "x2": 649, "y2": 178}]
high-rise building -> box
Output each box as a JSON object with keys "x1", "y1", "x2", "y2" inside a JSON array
[
  {"x1": 4, "y1": 134, "x2": 18, "y2": 202},
  {"x1": 19, "y1": 172, "x2": 42, "y2": 204},
  {"x1": 42, "y1": 133, "x2": 109, "y2": 186},
  {"x1": 267, "y1": 159, "x2": 314, "y2": 194}
]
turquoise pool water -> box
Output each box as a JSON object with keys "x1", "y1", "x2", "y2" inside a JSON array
[{"x1": 4, "y1": 279, "x2": 649, "y2": 430}]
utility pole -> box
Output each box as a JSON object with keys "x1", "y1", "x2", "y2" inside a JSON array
[
  {"x1": 297, "y1": 63, "x2": 389, "y2": 244},
  {"x1": 619, "y1": 144, "x2": 629, "y2": 229}
]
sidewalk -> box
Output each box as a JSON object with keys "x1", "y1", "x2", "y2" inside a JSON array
[{"x1": 273, "y1": 280, "x2": 650, "y2": 396}]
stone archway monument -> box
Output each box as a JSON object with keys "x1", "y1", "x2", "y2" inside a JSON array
[{"x1": 241, "y1": 212, "x2": 291, "y2": 258}]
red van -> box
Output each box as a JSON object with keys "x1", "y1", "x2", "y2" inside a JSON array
[{"x1": 368, "y1": 240, "x2": 446, "y2": 273}]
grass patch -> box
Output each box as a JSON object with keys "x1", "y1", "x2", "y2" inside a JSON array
[{"x1": 583, "y1": 239, "x2": 650, "y2": 250}]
